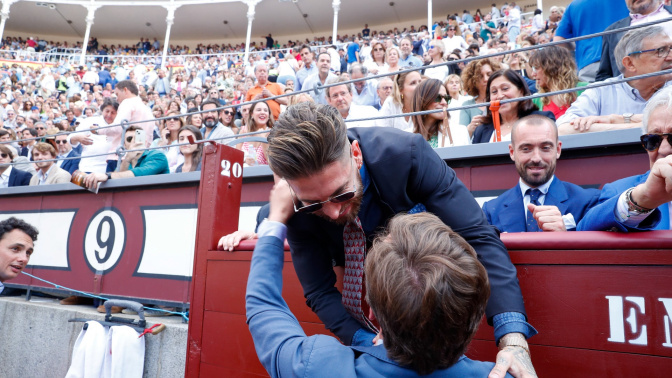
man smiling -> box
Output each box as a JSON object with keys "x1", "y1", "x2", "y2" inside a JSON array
[
  {"x1": 0, "y1": 217, "x2": 38, "y2": 294},
  {"x1": 482, "y1": 115, "x2": 599, "y2": 232},
  {"x1": 29, "y1": 142, "x2": 71, "y2": 185}
]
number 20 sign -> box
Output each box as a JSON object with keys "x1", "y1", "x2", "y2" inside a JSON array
[{"x1": 221, "y1": 159, "x2": 242, "y2": 178}]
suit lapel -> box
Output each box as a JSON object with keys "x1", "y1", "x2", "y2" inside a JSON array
[
  {"x1": 499, "y1": 188, "x2": 527, "y2": 232},
  {"x1": 544, "y1": 179, "x2": 569, "y2": 215}
]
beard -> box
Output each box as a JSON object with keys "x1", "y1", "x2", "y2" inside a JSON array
[
  {"x1": 203, "y1": 117, "x2": 217, "y2": 128},
  {"x1": 316, "y1": 171, "x2": 364, "y2": 225},
  {"x1": 516, "y1": 160, "x2": 555, "y2": 188}
]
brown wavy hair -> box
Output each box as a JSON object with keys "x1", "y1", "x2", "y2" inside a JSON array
[
  {"x1": 529, "y1": 45, "x2": 579, "y2": 107},
  {"x1": 366, "y1": 213, "x2": 490, "y2": 375},
  {"x1": 460, "y1": 58, "x2": 502, "y2": 97}
]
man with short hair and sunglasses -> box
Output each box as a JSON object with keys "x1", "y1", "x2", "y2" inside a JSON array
[
  {"x1": 54, "y1": 133, "x2": 80, "y2": 175},
  {"x1": 578, "y1": 85, "x2": 672, "y2": 231},
  {"x1": 265, "y1": 102, "x2": 538, "y2": 378},
  {"x1": 557, "y1": 26, "x2": 672, "y2": 135}
]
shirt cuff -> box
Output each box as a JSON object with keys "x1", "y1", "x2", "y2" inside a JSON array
[
  {"x1": 350, "y1": 328, "x2": 377, "y2": 347},
  {"x1": 493, "y1": 312, "x2": 538, "y2": 344},
  {"x1": 257, "y1": 219, "x2": 287, "y2": 242},
  {"x1": 615, "y1": 190, "x2": 654, "y2": 227},
  {"x1": 562, "y1": 213, "x2": 576, "y2": 230}
]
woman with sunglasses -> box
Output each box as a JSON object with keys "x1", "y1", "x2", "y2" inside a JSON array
[
  {"x1": 238, "y1": 101, "x2": 272, "y2": 166},
  {"x1": 175, "y1": 125, "x2": 203, "y2": 173},
  {"x1": 411, "y1": 78, "x2": 470, "y2": 148},
  {"x1": 151, "y1": 110, "x2": 185, "y2": 173},
  {"x1": 380, "y1": 70, "x2": 422, "y2": 131},
  {"x1": 423, "y1": 42, "x2": 448, "y2": 82},
  {"x1": 472, "y1": 69, "x2": 555, "y2": 144},
  {"x1": 220, "y1": 107, "x2": 239, "y2": 135},
  {"x1": 365, "y1": 42, "x2": 388, "y2": 75}
]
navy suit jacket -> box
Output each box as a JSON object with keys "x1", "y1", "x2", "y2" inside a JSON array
[
  {"x1": 286, "y1": 127, "x2": 525, "y2": 345},
  {"x1": 482, "y1": 177, "x2": 600, "y2": 233},
  {"x1": 8, "y1": 168, "x2": 32, "y2": 187},
  {"x1": 60, "y1": 149, "x2": 81, "y2": 175},
  {"x1": 596, "y1": 6, "x2": 672, "y2": 82},
  {"x1": 472, "y1": 110, "x2": 556, "y2": 144},
  {"x1": 577, "y1": 171, "x2": 669, "y2": 231},
  {"x1": 247, "y1": 235, "x2": 513, "y2": 378}
]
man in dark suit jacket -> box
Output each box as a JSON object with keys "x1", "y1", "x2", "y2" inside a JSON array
[
  {"x1": 578, "y1": 85, "x2": 672, "y2": 231},
  {"x1": 265, "y1": 102, "x2": 536, "y2": 378},
  {"x1": 0, "y1": 145, "x2": 32, "y2": 187},
  {"x1": 483, "y1": 115, "x2": 600, "y2": 232},
  {"x1": 596, "y1": 0, "x2": 672, "y2": 82},
  {"x1": 54, "y1": 134, "x2": 80, "y2": 175}
]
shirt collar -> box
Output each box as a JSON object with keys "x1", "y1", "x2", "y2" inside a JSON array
[
  {"x1": 0, "y1": 165, "x2": 11, "y2": 180},
  {"x1": 518, "y1": 175, "x2": 555, "y2": 198},
  {"x1": 631, "y1": 2, "x2": 665, "y2": 20},
  {"x1": 37, "y1": 164, "x2": 55, "y2": 181}
]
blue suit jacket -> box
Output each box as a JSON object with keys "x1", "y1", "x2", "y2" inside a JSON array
[
  {"x1": 577, "y1": 172, "x2": 669, "y2": 232},
  {"x1": 482, "y1": 177, "x2": 600, "y2": 233},
  {"x1": 247, "y1": 235, "x2": 512, "y2": 378},
  {"x1": 8, "y1": 168, "x2": 32, "y2": 187},
  {"x1": 60, "y1": 149, "x2": 81, "y2": 175}
]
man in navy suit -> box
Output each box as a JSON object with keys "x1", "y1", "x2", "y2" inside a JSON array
[
  {"x1": 266, "y1": 102, "x2": 536, "y2": 378},
  {"x1": 483, "y1": 115, "x2": 600, "y2": 232},
  {"x1": 54, "y1": 133, "x2": 80, "y2": 175},
  {"x1": 578, "y1": 86, "x2": 672, "y2": 231},
  {"x1": 0, "y1": 145, "x2": 32, "y2": 188}
]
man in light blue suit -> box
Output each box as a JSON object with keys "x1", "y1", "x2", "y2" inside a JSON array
[
  {"x1": 483, "y1": 115, "x2": 600, "y2": 232},
  {"x1": 246, "y1": 181, "x2": 514, "y2": 378},
  {"x1": 578, "y1": 86, "x2": 672, "y2": 232}
]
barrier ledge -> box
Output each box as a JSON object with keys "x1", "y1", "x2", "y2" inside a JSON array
[{"x1": 0, "y1": 295, "x2": 187, "y2": 378}]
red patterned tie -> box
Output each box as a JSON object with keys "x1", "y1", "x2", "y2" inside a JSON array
[{"x1": 342, "y1": 216, "x2": 378, "y2": 333}]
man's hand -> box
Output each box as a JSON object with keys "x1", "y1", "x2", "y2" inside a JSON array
[
  {"x1": 218, "y1": 230, "x2": 257, "y2": 251},
  {"x1": 252, "y1": 93, "x2": 264, "y2": 101},
  {"x1": 82, "y1": 172, "x2": 107, "y2": 190},
  {"x1": 489, "y1": 346, "x2": 537, "y2": 378},
  {"x1": 261, "y1": 88, "x2": 272, "y2": 98},
  {"x1": 268, "y1": 180, "x2": 295, "y2": 224},
  {"x1": 569, "y1": 115, "x2": 614, "y2": 132},
  {"x1": 71, "y1": 133, "x2": 94, "y2": 146},
  {"x1": 123, "y1": 142, "x2": 144, "y2": 164},
  {"x1": 527, "y1": 204, "x2": 566, "y2": 232},
  {"x1": 631, "y1": 155, "x2": 672, "y2": 209}
]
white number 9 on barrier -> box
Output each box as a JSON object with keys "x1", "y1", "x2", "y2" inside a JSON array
[{"x1": 221, "y1": 159, "x2": 242, "y2": 178}]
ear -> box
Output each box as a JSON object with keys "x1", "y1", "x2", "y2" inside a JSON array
[
  {"x1": 351, "y1": 140, "x2": 362, "y2": 166},
  {"x1": 621, "y1": 56, "x2": 636, "y2": 74},
  {"x1": 509, "y1": 143, "x2": 515, "y2": 161},
  {"x1": 556, "y1": 140, "x2": 562, "y2": 159}
]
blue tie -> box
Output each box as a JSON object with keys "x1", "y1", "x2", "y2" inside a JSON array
[{"x1": 526, "y1": 189, "x2": 541, "y2": 232}]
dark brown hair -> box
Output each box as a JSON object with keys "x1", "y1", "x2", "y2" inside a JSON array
[
  {"x1": 267, "y1": 102, "x2": 349, "y2": 180},
  {"x1": 411, "y1": 78, "x2": 447, "y2": 141},
  {"x1": 246, "y1": 101, "x2": 274, "y2": 133},
  {"x1": 366, "y1": 213, "x2": 490, "y2": 375},
  {"x1": 483, "y1": 69, "x2": 538, "y2": 124},
  {"x1": 178, "y1": 125, "x2": 203, "y2": 172}
]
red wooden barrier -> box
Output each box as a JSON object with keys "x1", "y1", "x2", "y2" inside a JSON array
[{"x1": 185, "y1": 143, "x2": 672, "y2": 377}]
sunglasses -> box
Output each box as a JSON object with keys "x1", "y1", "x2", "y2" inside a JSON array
[
  {"x1": 289, "y1": 159, "x2": 358, "y2": 213},
  {"x1": 223, "y1": 110, "x2": 234, "y2": 115},
  {"x1": 640, "y1": 133, "x2": 672, "y2": 151},
  {"x1": 55, "y1": 140, "x2": 68, "y2": 144},
  {"x1": 0, "y1": 153, "x2": 8, "y2": 158},
  {"x1": 36, "y1": 127, "x2": 45, "y2": 130},
  {"x1": 435, "y1": 94, "x2": 451, "y2": 103},
  {"x1": 126, "y1": 136, "x2": 134, "y2": 143}
]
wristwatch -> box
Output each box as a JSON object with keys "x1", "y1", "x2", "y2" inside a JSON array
[
  {"x1": 625, "y1": 187, "x2": 654, "y2": 214},
  {"x1": 622, "y1": 112, "x2": 634, "y2": 124}
]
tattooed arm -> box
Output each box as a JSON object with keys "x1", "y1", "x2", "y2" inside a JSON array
[{"x1": 488, "y1": 333, "x2": 537, "y2": 378}]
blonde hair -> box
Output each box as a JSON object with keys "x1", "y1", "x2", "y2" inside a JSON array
[{"x1": 529, "y1": 45, "x2": 579, "y2": 107}]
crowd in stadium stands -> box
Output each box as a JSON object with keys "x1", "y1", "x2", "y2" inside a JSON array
[{"x1": 0, "y1": 0, "x2": 669, "y2": 210}]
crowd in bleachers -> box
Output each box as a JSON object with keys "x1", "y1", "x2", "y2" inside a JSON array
[{"x1": 0, "y1": 0, "x2": 670, "y2": 191}]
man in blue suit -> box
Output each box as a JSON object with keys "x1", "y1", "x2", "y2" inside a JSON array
[
  {"x1": 0, "y1": 145, "x2": 32, "y2": 188},
  {"x1": 483, "y1": 115, "x2": 600, "y2": 232},
  {"x1": 54, "y1": 134, "x2": 80, "y2": 175},
  {"x1": 578, "y1": 86, "x2": 672, "y2": 231},
  {"x1": 247, "y1": 182, "x2": 512, "y2": 377}
]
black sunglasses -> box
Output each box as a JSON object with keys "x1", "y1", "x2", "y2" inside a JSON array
[
  {"x1": 126, "y1": 136, "x2": 134, "y2": 143},
  {"x1": 55, "y1": 140, "x2": 67, "y2": 144},
  {"x1": 0, "y1": 153, "x2": 8, "y2": 158},
  {"x1": 223, "y1": 110, "x2": 234, "y2": 115},
  {"x1": 290, "y1": 186, "x2": 357, "y2": 213},
  {"x1": 640, "y1": 133, "x2": 672, "y2": 151},
  {"x1": 434, "y1": 94, "x2": 451, "y2": 103}
]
